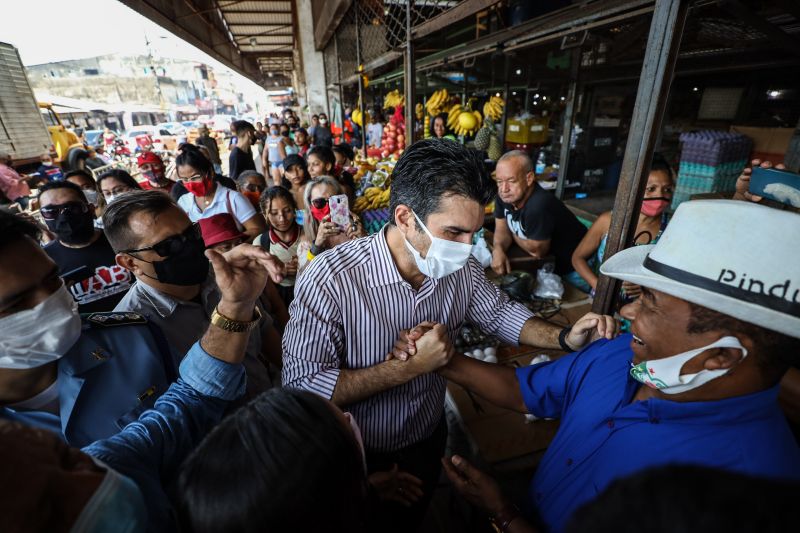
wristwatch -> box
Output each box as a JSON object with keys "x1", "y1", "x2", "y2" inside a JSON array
[{"x1": 210, "y1": 305, "x2": 262, "y2": 333}]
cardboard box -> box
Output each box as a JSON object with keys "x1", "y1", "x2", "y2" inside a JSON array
[
  {"x1": 506, "y1": 117, "x2": 550, "y2": 144},
  {"x1": 730, "y1": 126, "x2": 794, "y2": 163}
]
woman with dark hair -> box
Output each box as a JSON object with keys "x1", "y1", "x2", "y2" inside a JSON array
[
  {"x1": 306, "y1": 145, "x2": 355, "y2": 203},
  {"x1": 432, "y1": 114, "x2": 456, "y2": 140},
  {"x1": 333, "y1": 143, "x2": 357, "y2": 175},
  {"x1": 96, "y1": 169, "x2": 141, "y2": 205},
  {"x1": 255, "y1": 186, "x2": 301, "y2": 305},
  {"x1": 175, "y1": 145, "x2": 266, "y2": 240},
  {"x1": 570, "y1": 155, "x2": 675, "y2": 297},
  {"x1": 177, "y1": 388, "x2": 423, "y2": 533}
]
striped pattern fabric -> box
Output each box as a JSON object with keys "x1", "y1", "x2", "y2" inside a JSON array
[{"x1": 282, "y1": 226, "x2": 533, "y2": 452}]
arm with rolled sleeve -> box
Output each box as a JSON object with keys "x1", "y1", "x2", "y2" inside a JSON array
[
  {"x1": 464, "y1": 258, "x2": 532, "y2": 346},
  {"x1": 515, "y1": 352, "x2": 579, "y2": 419},
  {"x1": 82, "y1": 341, "x2": 245, "y2": 476},
  {"x1": 281, "y1": 271, "x2": 344, "y2": 399},
  {"x1": 81, "y1": 341, "x2": 245, "y2": 530}
]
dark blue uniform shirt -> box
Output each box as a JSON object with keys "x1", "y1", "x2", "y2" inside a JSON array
[{"x1": 516, "y1": 334, "x2": 800, "y2": 532}]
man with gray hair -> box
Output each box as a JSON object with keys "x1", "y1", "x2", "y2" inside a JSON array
[{"x1": 492, "y1": 150, "x2": 587, "y2": 277}]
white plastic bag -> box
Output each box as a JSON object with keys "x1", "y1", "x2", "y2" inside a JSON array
[{"x1": 534, "y1": 264, "x2": 564, "y2": 299}]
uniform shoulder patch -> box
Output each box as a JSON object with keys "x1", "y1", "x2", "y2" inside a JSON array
[{"x1": 83, "y1": 312, "x2": 148, "y2": 327}]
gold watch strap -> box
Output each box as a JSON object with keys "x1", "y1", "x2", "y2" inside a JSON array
[{"x1": 210, "y1": 305, "x2": 262, "y2": 333}]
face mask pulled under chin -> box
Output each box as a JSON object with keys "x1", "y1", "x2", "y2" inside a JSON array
[
  {"x1": 0, "y1": 284, "x2": 81, "y2": 369},
  {"x1": 629, "y1": 336, "x2": 748, "y2": 394},
  {"x1": 71, "y1": 458, "x2": 147, "y2": 533},
  {"x1": 404, "y1": 212, "x2": 473, "y2": 279}
]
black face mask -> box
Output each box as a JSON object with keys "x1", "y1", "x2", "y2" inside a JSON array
[
  {"x1": 136, "y1": 230, "x2": 209, "y2": 286},
  {"x1": 45, "y1": 210, "x2": 95, "y2": 245}
]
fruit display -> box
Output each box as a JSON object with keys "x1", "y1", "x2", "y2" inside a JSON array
[
  {"x1": 452, "y1": 107, "x2": 482, "y2": 137},
  {"x1": 351, "y1": 107, "x2": 370, "y2": 127},
  {"x1": 353, "y1": 186, "x2": 390, "y2": 213},
  {"x1": 425, "y1": 88, "x2": 449, "y2": 117},
  {"x1": 415, "y1": 102, "x2": 424, "y2": 121},
  {"x1": 423, "y1": 115, "x2": 431, "y2": 138},
  {"x1": 383, "y1": 89, "x2": 405, "y2": 109},
  {"x1": 483, "y1": 95, "x2": 505, "y2": 121}
]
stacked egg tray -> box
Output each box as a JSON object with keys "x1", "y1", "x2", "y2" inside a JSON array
[
  {"x1": 362, "y1": 208, "x2": 391, "y2": 235},
  {"x1": 671, "y1": 130, "x2": 752, "y2": 209},
  {"x1": 454, "y1": 324, "x2": 500, "y2": 364}
]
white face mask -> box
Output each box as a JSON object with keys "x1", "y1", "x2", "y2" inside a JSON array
[
  {"x1": 83, "y1": 189, "x2": 98, "y2": 205},
  {"x1": 0, "y1": 284, "x2": 82, "y2": 369},
  {"x1": 106, "y1": 194, "x2": 121, "y2": 204},
  {"x1": 629, "y1": 336, "x2": 748, "y2": 395},
  {"x1": 404, "y1": 211, "x2": 473, "y2": 279}
]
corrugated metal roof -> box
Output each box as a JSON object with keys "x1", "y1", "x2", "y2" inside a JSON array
[
  {"x1": 224, "y1": 12, "x2": 293, "y2": 25},
  {"x1": 217, "y1": 0, "x2": 295, "y2": 84}
]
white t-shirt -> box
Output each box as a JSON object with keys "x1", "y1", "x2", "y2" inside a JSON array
[
  {"x1": 367, "y1": 123, "x2": 384, "y2": 148},
  {"x1": 178, "y1": 184, "x2": 257, "y2": 226}
]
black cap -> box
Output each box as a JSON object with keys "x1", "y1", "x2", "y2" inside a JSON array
[{"x1": 283, "y1": 154, "x2": 306, "y2": 171}]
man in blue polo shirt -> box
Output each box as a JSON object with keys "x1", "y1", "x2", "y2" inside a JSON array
[{"x1": 407, "y1": 199, "x2": 800, "y2": 532}]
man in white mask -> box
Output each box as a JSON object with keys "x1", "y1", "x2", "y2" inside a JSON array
[
  {"x1": 0, "y1": 210, "x2": 286, "y2": 530},
  {"x1": 411, "y1": 199, "x2": 800, "y2": 533},
  {"x1": 283, "y1": 138, "x2": 617, "y2": 532}
]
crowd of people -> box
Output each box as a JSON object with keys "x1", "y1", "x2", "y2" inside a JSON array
[{"x1": 0, "y1": 105, "x2": 799, "y2": 533}]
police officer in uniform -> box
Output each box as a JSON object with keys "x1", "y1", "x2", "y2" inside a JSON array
[{"x1": 0, "y1": 209, "x2": 287, "y2": 530}]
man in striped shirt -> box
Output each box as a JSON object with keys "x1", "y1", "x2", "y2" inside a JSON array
[{"x1": 283, "y1": 139, "x2": 616, "y2": 531}]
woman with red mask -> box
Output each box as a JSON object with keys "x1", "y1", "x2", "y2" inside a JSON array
[
  {"x1": 296, "y1": 176, "x2": 365, "y2": 271},
  {"x1": 175, "y1": 145, "x2": 267, "y2": 241},
  {"x1": 571, "y1": 155, "x2": 675, "y2": 297},
  {"x1": 237, "y1": 170, "x2": 268, "y2": 212}
]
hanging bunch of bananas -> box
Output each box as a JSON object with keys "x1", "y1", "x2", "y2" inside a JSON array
[
  {"x1": 453, "y1": 109, "x2": 481, "y2": 137},
  {"x1": 352, "y1": 107, "x2": 370, "y2": 127},
  {"x1": 446, "y1": 103, "x2": 463, "y2": 130},
  {"x1": 483, "y1": 95, "x2": 505, "y2": 122},
  {"x1": 383, "y1": 90, "x2": 405, "y2": 109},
  {"x1": 425, "y1": 88, "x2": 449, "y2": 117},
  {"x1": 354, "y1": 186, "x2": 391, "y2": 213},
  {"x1": 415, "y1": 102, "x2": 424, "y2": 121}
]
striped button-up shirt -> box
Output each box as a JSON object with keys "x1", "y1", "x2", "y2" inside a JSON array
[{"x1": 282, "y1": 226, "x2": 533, "y2": 451}]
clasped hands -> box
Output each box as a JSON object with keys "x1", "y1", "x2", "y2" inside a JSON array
[{"x1": 387, "y1": 312, "x2": 619, "y2": 373}]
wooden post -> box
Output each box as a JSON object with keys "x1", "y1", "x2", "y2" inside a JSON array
[
  {"x1": 355, "y1": 3, "x2": 367, "y2": 158},
  {"x1": 404, "y1": 0, "x2": 416, "y2": 146},
  {"x1": 592, "y1": 0, "x2": 689, "y2": 315},
  {"x1": 555, "y1": 48, "x2": 580, "y2": 200}
]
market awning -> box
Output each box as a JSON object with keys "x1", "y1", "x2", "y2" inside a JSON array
[{"x1": 117, "y1": 0, "x2": 295, "y2": 89}]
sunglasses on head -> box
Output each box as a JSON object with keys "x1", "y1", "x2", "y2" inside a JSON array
[
  {"x1": 40, "y1": 201, "x2": 89, "y2": 220},
  {"x1": 311, "y1": 198, "x2": 329, "y2": 209},
  {"x1": 121, "y1": 223, "x2": 201, "y2": 257}
]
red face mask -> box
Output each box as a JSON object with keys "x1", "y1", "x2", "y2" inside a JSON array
[
  {"x1": 184, "y1": 175, "x2": 213, "y2": 197},
  {"x1": 243, "y1": 190, "x2": 261, "y2": 208},
  {"x1": 311, "y1": 203, "x2": 330, "y2": 222},
  {"x1": 640, "y1": 197, "x2": 670, "y2": 217}
]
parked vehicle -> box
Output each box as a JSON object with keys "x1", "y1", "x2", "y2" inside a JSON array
[
  {"x1": 83, "y1": 129, "x2": 104, "y2": 147},
  {"x1": 157, "y1": 122, "x2": 187, "y2": 136},
  {"x1": 122, "y1": 125, "x2": 177, "y2": 152}
]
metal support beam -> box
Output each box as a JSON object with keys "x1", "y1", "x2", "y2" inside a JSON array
[
  {"x1": 718, "y1": 0, "x2": 800, "y2": 57},
  {"x1": 592, "y1": 0, "x2": 689, "y2": 315},
  {"x1": 404, "y1": 1, "x2": 416, "y2": 146},
  {"x1": 555, "y1": 49, "x2": 580, "y2": 200},
  {"x1": 355, "y1": 3, "x2": 367, "y2": 158},
  {"x1": 497, "y1": 55, "x2": 511, "y2": 147},
  {"x1": 412, "y1": 0, "x2": 500, "y2": 41}
]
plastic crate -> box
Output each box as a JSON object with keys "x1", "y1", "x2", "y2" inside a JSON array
[{"x1": 361, "y1": 208, "x2": 391, "y2": 235}]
